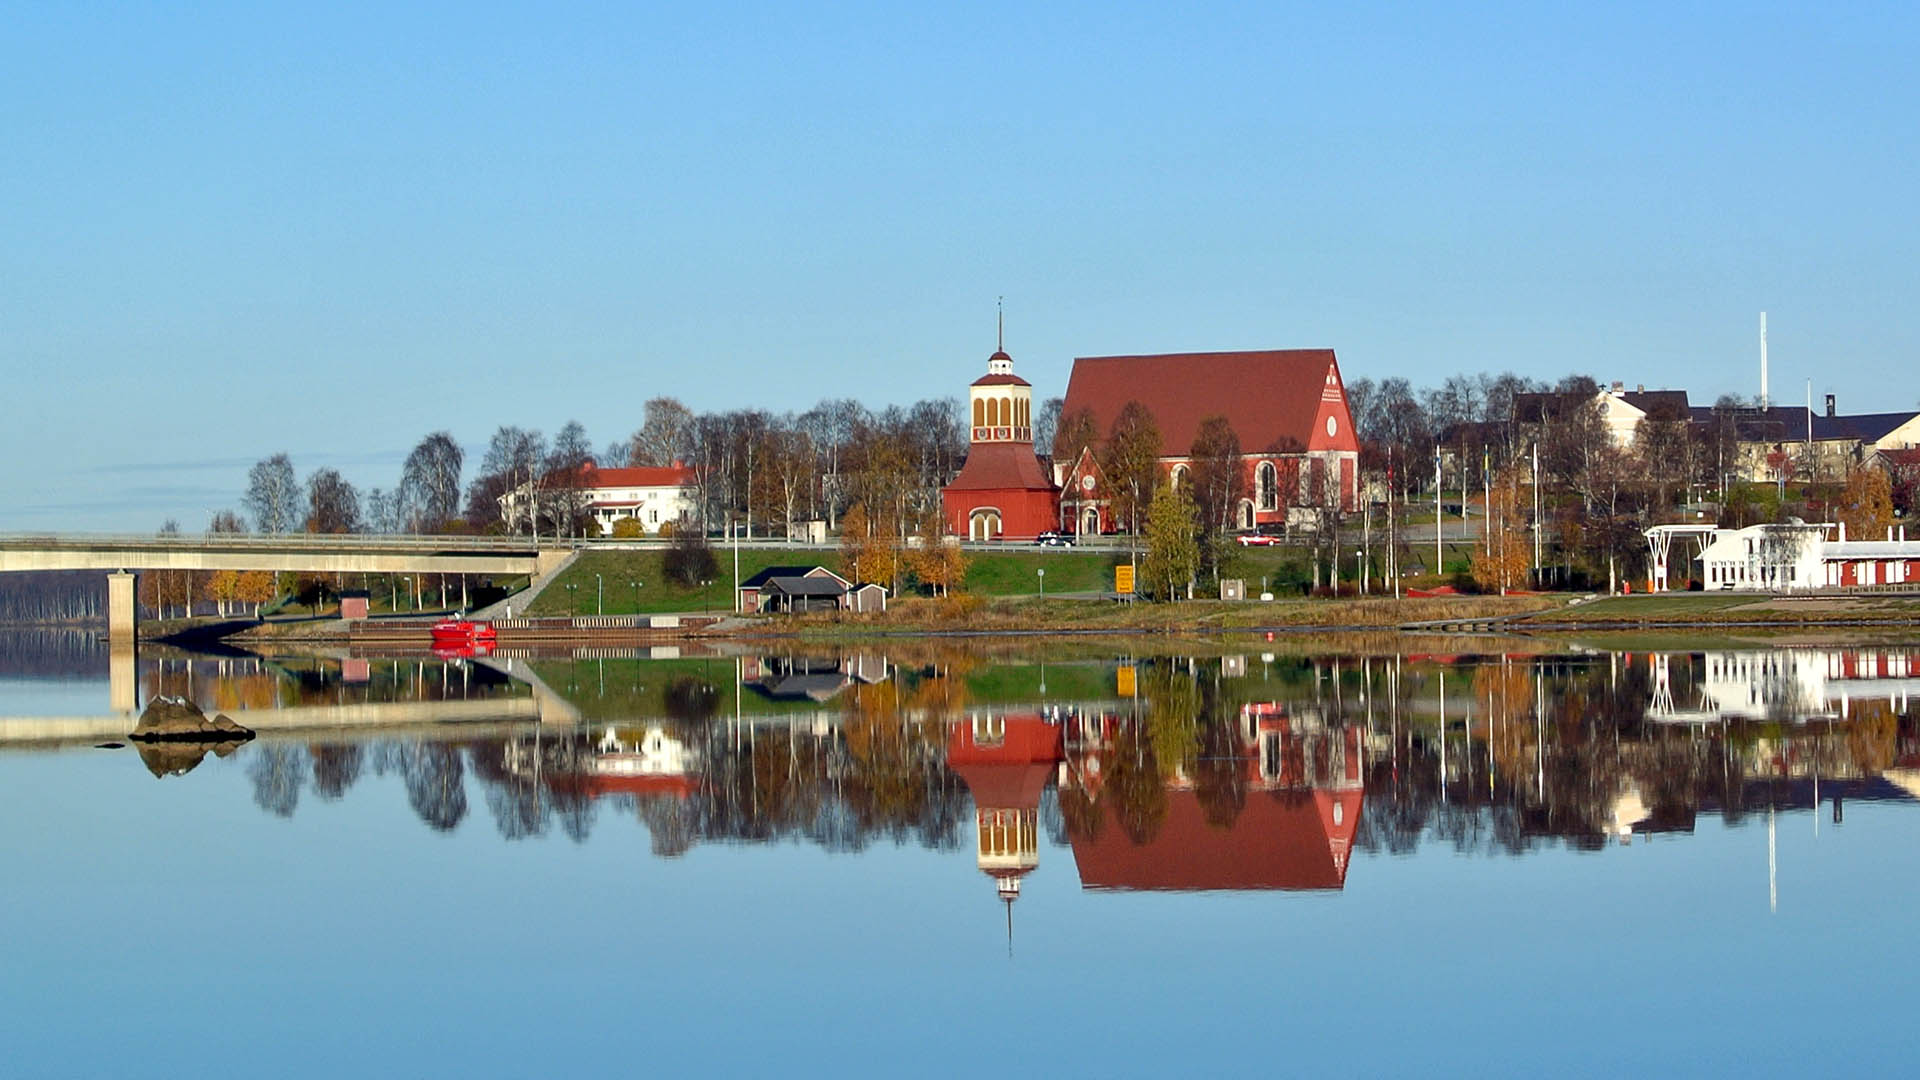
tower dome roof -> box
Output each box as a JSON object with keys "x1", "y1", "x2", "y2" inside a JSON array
[{"x1": 977, "y1": 347, "x2": 1028, "y2": 386}]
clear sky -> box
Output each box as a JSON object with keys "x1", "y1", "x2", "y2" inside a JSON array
[{"x1": 4, "y1": 1, "x2": 1916, "y2": 531}]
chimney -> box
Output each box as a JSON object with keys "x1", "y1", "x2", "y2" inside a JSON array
[
  {"x1": 1825, "y1": 394, "x2": 1836, "y2": 418},
  {"x1": 1636, "y1": 384, "x2": 1644, "y2": 393},
  {"x1": 1610, "y1": 381, "x2": 1625, "y2": 396}
]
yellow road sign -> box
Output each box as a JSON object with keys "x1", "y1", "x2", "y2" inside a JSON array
[{"x1": 1115, "y1": 565, "x2": 1135, "y2": 594}]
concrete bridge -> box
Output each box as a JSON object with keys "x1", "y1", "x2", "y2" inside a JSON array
[
  {"x1": 0, "y1": 694, "x2": 549, "y2": 749},
  {"x1": 0, "y1": 532, "x2": 573, "y2": 645}
]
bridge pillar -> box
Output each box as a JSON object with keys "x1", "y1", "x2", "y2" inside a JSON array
[
  {"x1": 108, "y1": 571, "x2": 137, "y2": 648},
  {"x1": 108, "y1": 572, "x2": 139, "y2": 715}
]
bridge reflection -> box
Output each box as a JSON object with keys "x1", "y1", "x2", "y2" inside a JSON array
[{"x1": 10, "y1": 644, "x2": 1920, "y2": 924}]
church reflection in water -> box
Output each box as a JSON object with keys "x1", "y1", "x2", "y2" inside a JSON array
[{"x1": 96, "y1": 644, "x2": 1920, "y2": 912}]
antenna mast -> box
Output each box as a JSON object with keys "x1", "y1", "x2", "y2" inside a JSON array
[{"x1": 1760, "y1": 312, "x2": 1769, "y2": 408}]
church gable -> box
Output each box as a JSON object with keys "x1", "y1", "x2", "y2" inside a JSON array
[{"x1": 1306, "y1": 359, "x2": 1358, "y2": 453}]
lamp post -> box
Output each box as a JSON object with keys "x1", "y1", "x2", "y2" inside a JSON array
[
  {"x1": 702, "y1": 579, "x2": 713, "y2": 617},
  {"x1": 1037, "y1": 567, "x2": 1045, "y2": 599},
  {"x1": 595, "y1": 573, "x2": 603, "y2": 615},
  {"x1": 630, "y1": 579, "x2": 640, "y2": 614},
  {"x1": 564, "y1": 583, "x2": 578, "y2": 616}
]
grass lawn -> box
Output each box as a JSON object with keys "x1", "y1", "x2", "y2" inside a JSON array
[
  {"x1": 536, "y1": 547, "x2": 1179, "y2": 613},
  {"x1": 527, "y1": 548, "x2": 816, "y2": 615},
  {"x1": 963, "y1": 550, "x2": 1125, "y2": 595}
]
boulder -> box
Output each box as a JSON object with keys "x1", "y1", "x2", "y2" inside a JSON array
[{"x1": 130, "y1": 696, "x2": 255, "y2": 743}]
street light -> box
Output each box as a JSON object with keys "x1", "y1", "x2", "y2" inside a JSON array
[
  {"x1": 629, "y1": 579, "x2": 641, "y2": 613},
  {"x1": 564, "y1": 582, "x2": 578, "y2": 616},
  {"x1": 595, "y1": 573, "x2": 603, "y2": 615},
  {"x1": 1037, "y1": 567, "x2": 1045, "y2": 599}
]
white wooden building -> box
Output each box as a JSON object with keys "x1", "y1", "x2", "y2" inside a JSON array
[{"x1": 1678, "y1": 522, "x2": 1920, "y2": 592}]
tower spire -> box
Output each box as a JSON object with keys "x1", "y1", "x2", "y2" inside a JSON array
[{"x1": 997, "y1": 296, "x2": 1004, "y2": 352}]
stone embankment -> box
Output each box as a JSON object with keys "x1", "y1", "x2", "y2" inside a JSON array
[{"x1": 348, "y1": 615, "x2": 737, "y2": 647}]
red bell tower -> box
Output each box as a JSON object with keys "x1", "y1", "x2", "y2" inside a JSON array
[{"x1": 941, "y1": 313, "x2": 1060, "y2": 540}]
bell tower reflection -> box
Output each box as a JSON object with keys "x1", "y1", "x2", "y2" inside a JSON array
[{"x1": 947, "y1": 711, "x2": 1064, "y2": 912}]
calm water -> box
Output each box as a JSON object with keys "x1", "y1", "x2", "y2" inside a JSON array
[{"x1": 3, "y1": 630, "x2": 1919, "y2": 1077}]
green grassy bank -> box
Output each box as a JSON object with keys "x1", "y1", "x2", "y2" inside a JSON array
[{"x1": 526, "y1": 544, "x2": 1421, "y2": 617}]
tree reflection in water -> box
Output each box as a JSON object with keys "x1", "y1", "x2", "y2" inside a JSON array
[{"x1": 172, "y1": 648, "x2": 1920, "y2": 890}]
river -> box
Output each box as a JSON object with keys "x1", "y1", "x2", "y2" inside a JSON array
[{"x1": 3, "y1": 629, "x2": 1916, "y2": 1076}]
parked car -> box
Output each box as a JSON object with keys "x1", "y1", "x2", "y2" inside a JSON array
[
  {"x1": 1236, "y1": 533, "x2": 1279, "y2": 546},
  {"x1": 1035, "y1": 531, "x2": 1075, "y2": 547}
]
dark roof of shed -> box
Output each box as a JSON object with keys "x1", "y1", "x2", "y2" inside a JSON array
[
  {"x1": 738, "y1": 565, "x2": 847, "y2": 590},
  {"x1": 764, "y1": 576, "x2": 849, "y2": 597}
]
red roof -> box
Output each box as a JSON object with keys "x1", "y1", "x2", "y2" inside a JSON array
[
  {"x1": 583, "y1": 464, "x2": 699, "y2": 489},
  {"x1": 946, "y1": 442, "x2": 1056, "y2": 493},
  {"x1": 973, "y1": 372, "x2": 1032, "y2": 388},
  {"x1": 947, "y1": 715, "x2": 1064, "y2": 808},
  {"x1": 1061, "y1": 349, "x2": 1354, "y2": 455},
  {"x1": 1069, "y1": 788, "x2": 1361, "y2": 891}
]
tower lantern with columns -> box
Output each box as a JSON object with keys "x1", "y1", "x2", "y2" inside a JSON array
[{"x1": 970, "y1": 347, "x2": 1034, "y2": 444}]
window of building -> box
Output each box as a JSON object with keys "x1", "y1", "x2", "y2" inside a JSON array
[{"x1": 1258, "y1": 461, "x2": 1278, "y2": 510}]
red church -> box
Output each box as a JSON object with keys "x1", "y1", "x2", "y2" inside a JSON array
[
  {"x1": 1056, "y1": 349, "x2": 1360, "y2": 535},
  {"x1": 941, "y1": 345, "x2": 1060, "y2": 541}
]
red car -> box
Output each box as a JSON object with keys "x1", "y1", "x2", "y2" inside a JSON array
[{"x1": 1236, "y1": 534, "x2": 1279, "y2": 546}]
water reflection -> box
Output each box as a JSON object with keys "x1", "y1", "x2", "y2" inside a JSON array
[{"x1": 10, "y1": 643, "x2": 1920, "y2": 903}]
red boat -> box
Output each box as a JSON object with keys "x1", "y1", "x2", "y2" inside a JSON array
[
  {"x1": 432, "y1": 642, "x2": 493, "y2": 660},
  {"x1": 430, "y1": 618, "x2": 497, "y2": 647}
]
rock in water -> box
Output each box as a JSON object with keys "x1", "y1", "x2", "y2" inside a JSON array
[
  {"x1": 136, "y1": 738, "x2": 249, "y2": 777},
  {"x1": 130, "y1": 696, "x2": 255, "y2": 743}
]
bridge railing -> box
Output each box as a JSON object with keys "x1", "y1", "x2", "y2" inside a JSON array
[{"x1": 0, "y1": 532, "x2": 548, "y2": 551}]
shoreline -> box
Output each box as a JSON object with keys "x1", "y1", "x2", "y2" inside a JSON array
[{"x1": 137, "y1": 590, "x2": 1920, "y2": 648}]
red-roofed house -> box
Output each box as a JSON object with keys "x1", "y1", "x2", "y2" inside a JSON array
[
  {"x1": 1058, "y1": 350, "x2": 1360, "y2": 530},
  {"x1": 941, "y1": 346, "x2": 1061, "y2": 540},
  {"x1": 499, "y1": 462, "x2": 702, "y2": 537}
]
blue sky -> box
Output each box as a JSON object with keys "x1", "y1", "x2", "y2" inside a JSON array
[{"x1": 4, "y1": 2, "x2": 1917, "y2": 531}]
